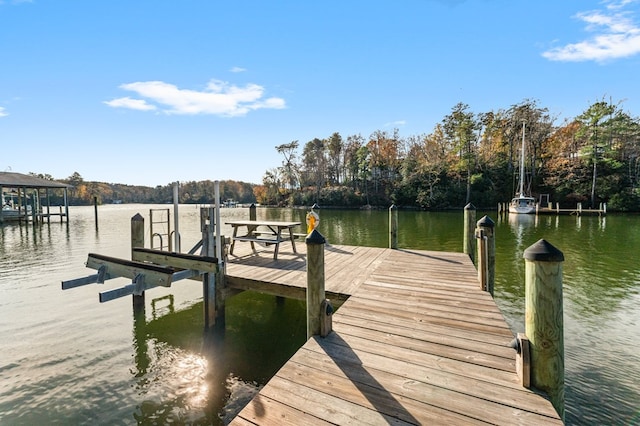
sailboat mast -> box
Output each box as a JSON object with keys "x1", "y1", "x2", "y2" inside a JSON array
[{"x1": 519, "y1": 122, "x2": 526, "y2": 197}]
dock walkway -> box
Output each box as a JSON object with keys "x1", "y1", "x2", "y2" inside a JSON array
[{"x1": 226, "y1": 243, "x2": 562, "y2": 425}]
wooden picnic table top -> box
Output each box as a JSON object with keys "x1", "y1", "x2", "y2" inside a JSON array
[{"x1": 226, "y1": 220, "x2": 301, "y2": 227}]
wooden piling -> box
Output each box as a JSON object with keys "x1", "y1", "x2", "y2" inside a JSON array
[
  {"x1": 249, "y1": 203, "x2": 256, "y2": 221},
  {"x1": 389, "y1": 204, "x2": 398, "y2": 249},
  {"x1": 463, "y1": 203, "x2": 476, "y2": 264},
  {"x1": 523, "y1": 239, "x2": 565, "y2": 421},
  {"x1": 476, "y1": 215, "x2": 495, "y2": 296},
  {"x1": 131, "y1": 214, "x2": 145, "y2": 308},
  {"x1": 173, "y1": 182, "x2": 180, "y2": 252},
  {"x1": 94, "y1": 196, "x2": 98, "y2": 230},
  {"x1": 203, "y1": 272, "x2": 217, "y2": 329},
  {"x1": 476, "y1": 227, "x2": 487, "y2": 292},
  {"x1": 306, "y1": 229, "x2": 327, "y2": 339}
]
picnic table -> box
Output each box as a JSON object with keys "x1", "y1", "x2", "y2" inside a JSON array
[{"x1": 226, "y1": 220, "x2": 302, "y2": 260}]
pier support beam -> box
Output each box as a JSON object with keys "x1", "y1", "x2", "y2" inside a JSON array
[
  {"x1": 131, "y1": 214, "x2": 145, "y2": 309},
  {"x1": 389, "y1": 204, "x2": 398, "y2": 249},
  {"x1": 524, "y1": 239, "x2": 565, "y2": 421},
  {"x1": 306, "y1": 229, "x2": 330, "y2": 339},
  {"x1": 201, "y1": 204, "x2": 225, "y2": 330},
  {"x1": 464, "y1": 203, "x2": 476, "y2": 264}
]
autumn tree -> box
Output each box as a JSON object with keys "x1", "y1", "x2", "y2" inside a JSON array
[
  {"x1": 442, "y1": 102, "x2": 479, "y2": 204},
  {"x1": 302, "y1": 138, "x2": 327, "y2": 201},
  {"x1": 326, "y1": 132, "x2": 343, "y2": 186},
  {"x1": 275, "y1": 140, "x2": 300, "y2": 192}
]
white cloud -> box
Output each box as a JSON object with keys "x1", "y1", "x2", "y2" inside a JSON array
[
  {"x1": 542, "y1": 0, "x2": 640, "y2": 62},
  {"x1": 105, "y1": 79, "x2": 286, "y2": 117},
  {"x1": 104, "y1": 97, "x2": 157, "y2": 111},
  {"x1": 230, "y1": 66, "x2": 247, "y2": 73},
  {"x1": 385, "y1": 120, "x2": 406, "y2": 127},
  {"x1": 0, "y1": 107, "x2": 7, "y2": 117}
]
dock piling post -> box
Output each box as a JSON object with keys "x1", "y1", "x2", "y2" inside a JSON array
[
  {"x1": 476, "y1": 228, "x2": 487, "y2": 292},
  {"x1": 131, "y1": 214, "x2": 145, "y2": 308},
  {"x1": 306, "y1": 229, "x2": 327, "y2": 339},
  {"x1": 389, "y1": 204, "x2": 398, "y2": 249},
  {"x1": 523, "y1": 239, "x2": 565, "y2": 421},
  {"x1": 249, "y1": 203, "x2": 256, "y2": 221},
  {"x1": 173, "y1": 182, "x2": 180, "y2": 252},
  {"x1": 94, "y1": 196, "x2": 98, "y2": 230},
  {"x1": 464, "y1": 203, "x2": 476, "y2": 264},
  {"x1": 476, "y1": 215, "x2": 495, "y2": 295}
]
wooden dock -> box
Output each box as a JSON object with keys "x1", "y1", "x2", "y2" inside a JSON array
[{"x1": 225, "y1": 242, "x2": 563, "y2": 425}]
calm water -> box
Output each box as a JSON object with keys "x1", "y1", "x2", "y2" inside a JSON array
[{"x1": 0, "y1": 205, "x2": 638, "y2": 425}]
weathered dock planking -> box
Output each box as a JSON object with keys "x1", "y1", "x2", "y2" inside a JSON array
[{"x1": 226, "y1": 243, "x2": 563, "y2": 425}]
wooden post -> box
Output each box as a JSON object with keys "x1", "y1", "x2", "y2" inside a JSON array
[
  {"x1": 463, "y1": 203, "x2": 476, "y2": 264},
  {"x1": 131, "y1": 214, "x2": 145, "y2": 308},
  {"x1": 523, "y1": 239, "x2": 565, "y2": 421},
  {"x1": 203, "y1": 272, "x2": 216, "y2": 329},
  {"x1": 476, "y1": 215, "x2": 495, "y2": 296},
  {"x1": 63, "y1": 188, "x2": 69, "y2": 223},
  {"x1": 249, "y1": 203, "x2": 256, "y2": 221},
  {"x1": 201, "y1": 206, "x2": 225, "y2": 329},
  {"x1": 46, "y1": 188, "x2": 51, "y2": 224},
  {"x1": 93, "y1": 196, "x2": 98, "y2": 230},
  {"x1": 173, "y1": 182, "x2": 180, "y2": 252},
  {"x1": 389, "y1": 204, "x2": 398, "y2": 249},
  {"x1": 306, "y1": 229, "x2": 328, "y2": 339},
  {"x1": 476, "y1": 227, "x2": 487, "y2": 292}
]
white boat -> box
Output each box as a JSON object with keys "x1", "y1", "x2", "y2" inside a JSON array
[
  {"x1": 1, "y1": 203, "x2": 32, "y2": 222},
  {"x1": 509, "y1": 123, "x2": 536, "y2": 214},
  {"x1": 1, "y1": 191, "x2": 32, "y2": 222}
]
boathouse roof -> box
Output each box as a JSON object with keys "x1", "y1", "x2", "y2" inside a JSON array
[{"x1": 0, "y1": 172, "x2": 70, "y2": 189}]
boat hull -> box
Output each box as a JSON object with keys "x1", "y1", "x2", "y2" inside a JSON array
[{"x1": 509, "y1": 196, "x2": 536, "y2": 214}]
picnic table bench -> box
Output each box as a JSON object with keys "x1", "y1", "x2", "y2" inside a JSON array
[{"x1": 226, "y1": 220, "x2": 302, "y2": 260}]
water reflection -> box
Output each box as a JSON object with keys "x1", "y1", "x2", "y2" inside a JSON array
[{"x1": 126, "y1": 289, "x2": 306, "y2": 425}]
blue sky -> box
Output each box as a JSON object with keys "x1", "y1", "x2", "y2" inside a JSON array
[{"x1": 1, "y1": 0, "x2": 639, "y2": 186}]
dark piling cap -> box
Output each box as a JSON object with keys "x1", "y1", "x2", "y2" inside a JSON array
[
  {"x1": 464, "y1": 203, "x2": 476, "y2": 211},
  {"x1": 476, "y1": 215, "x2": 495, "y2": 228},
  {"x1": 305, "y1": 229, "x2": 326, "y2": 245},
  {"x1": 523, "y1": 239, "x2": 564, "y2": 262}
]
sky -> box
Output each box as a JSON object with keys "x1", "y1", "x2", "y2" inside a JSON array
[{"x1": 1, "y1": 0, "x2": 639, "y2": 187}]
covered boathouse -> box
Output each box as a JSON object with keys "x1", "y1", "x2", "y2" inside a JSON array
[{"x1": 0, "y1": 172, "x2": 70, "y2": 224}]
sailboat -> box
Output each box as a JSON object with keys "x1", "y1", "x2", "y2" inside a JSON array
[{"x1": 509, "y1": 122, "x2": 536, "y2": 214}]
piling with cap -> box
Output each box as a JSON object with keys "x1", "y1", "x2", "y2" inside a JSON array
[
  {"x1": 306, "y1": 229, "x2": 329, "y2": 339},
  {"x1": 476, "y1": 215, "x2": 495, "y2": 295},
  {"x1": 523, "y1": 239, "x2": 565, "y2": 421}
]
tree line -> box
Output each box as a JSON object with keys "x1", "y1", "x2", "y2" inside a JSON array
[
  {"x1": 254, "y1": 99, "x2": 640, "y2": 211},
  {"x1": 29, "y1": 172, "x2": 257, "y2": 206}
]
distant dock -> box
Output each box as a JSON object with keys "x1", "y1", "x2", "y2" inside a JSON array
[{"x1": 498, "y1": 200, "x2": 607, "y2": 217}]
